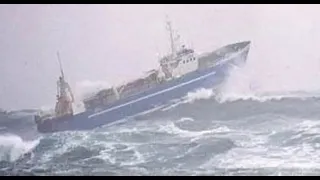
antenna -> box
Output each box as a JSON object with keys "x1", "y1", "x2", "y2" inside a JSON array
[{"x1": 57, "y1": 51, "x2": 65, "y2": 79}]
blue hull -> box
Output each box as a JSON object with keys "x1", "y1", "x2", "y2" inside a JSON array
[{"x1": 36, "y1": 41, "x2": 251, "y2": 133}]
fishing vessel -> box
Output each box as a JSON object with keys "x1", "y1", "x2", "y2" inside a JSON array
[{"x1": 35, "y1": 19, "x2": 251, "y2": 133}]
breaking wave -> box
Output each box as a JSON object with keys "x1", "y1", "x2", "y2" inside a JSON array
[{"x1": 0, "y1": 134, "x2": 39, "y2": 162}]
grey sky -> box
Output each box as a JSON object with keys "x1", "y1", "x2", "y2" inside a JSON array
[{"x1": 1, "y1": 4, "x2": 320, "y2": 110}]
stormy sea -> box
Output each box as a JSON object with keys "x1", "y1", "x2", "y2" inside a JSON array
[{"x1": 2, "y1": 68, "x2": 320, "y2": 176}]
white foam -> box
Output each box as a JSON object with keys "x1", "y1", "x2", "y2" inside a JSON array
[
  {"x1": 211, "y1": 143, "x2": 320, "y2": 170},
  {"x1": 177, "y1": 117, "x2": 194, "y2": 123},
  {"x1": 158, "y1": 121, "x2": 230, "y2": 138},
  {"x1": 161, "y1": 88, "x2": 215, "y2": 112},
  {"x1": 185, "y1": 88, "x2": 215, "y2": 103},
  {"x1": 200, "y1": 119, "x2": 320, "y2": 171},
  {"x1": 0, "y1": 134, "x2": 39, "y2": 162}
]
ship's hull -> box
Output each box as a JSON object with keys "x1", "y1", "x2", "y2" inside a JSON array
[{"x1": 36, "y1": 41, "x2": 251, "y2": 133}]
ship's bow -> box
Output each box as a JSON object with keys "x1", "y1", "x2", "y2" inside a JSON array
[{"x1": 229, "y1": 41, "x2": 251, "y2": 67}]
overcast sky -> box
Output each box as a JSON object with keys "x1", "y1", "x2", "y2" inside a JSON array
[{"x1": 1, "y1": 4, "x2": 320, "y2": 110}]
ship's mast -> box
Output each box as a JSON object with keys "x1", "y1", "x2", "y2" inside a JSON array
[
  {"x1": 57, "y1": 51, "x2": 65, "y2": 79},
  {"x1": 166, "y1": 16, "x2": 176, "y2": 58}
]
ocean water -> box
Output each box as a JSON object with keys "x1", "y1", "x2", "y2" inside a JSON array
[{"x1": 2, "y1": 87, "x2": 320, "y2": 176}]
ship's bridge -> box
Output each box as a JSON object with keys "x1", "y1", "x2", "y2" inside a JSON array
[{"x1": 176, "y1": 46, "x2": 194, "y2": 57}]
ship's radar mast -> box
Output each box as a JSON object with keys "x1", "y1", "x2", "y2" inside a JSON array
[
  {"x1": 166, "y1": 16, "x2": 175, "y2": 58},
  {"x1": 165, "y1": 16, "x2": 182, "y2": 59}
]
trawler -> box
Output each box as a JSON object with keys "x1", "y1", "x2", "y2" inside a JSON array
[{"x1": 35, "y1": 19, "x2": 251, "y2": 133}]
